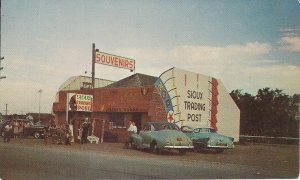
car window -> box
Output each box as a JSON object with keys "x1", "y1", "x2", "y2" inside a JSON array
[
  {"x1": 150, "y1": 125, "x2": 155, "y2": 131},
  {"x1": 181, "y1": 126, "x2": 193, "y2": 133},
  {"x1": 210, "y1": 128, "x2": 216, "y2": 133}
]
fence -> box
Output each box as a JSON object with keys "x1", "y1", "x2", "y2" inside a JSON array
[{"x1": 239, "y1": 135, "x2": 299, "y2": 145}]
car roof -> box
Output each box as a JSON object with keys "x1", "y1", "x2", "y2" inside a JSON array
[{"x1": 146, "y1": 121, "x2": 173, "y2": 125}]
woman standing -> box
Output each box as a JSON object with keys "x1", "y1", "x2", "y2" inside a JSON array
[
  {"x1": 18, "y1": 121, "x2": 24, "y2": 138},
  {"x1": 13, "y1": 120, "x2": 19, "y2": 138}
]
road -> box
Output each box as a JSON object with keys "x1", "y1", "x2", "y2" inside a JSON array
[{"x1": 0, "y1": 142, "x2": 297, "y2": 179}]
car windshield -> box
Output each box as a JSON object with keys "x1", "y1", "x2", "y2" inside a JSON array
[
  {"x1": 151, "y1": 123, "x2": 180, "y2": 131},
  {"x1": 194, "y1": 128, "x2": 216, "y2": 133},
  {"x1": 181, "y1": 126, "x2": 194, "y2": 133}
]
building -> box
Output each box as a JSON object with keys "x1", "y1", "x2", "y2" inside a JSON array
[
  {"x1": 52, "y1": 74, "x2": 166, "y2": 143},
  {"x1": 52, "y1": 68, "x2": 240, "y2": 143},
  {"x1": 154, "y1": 68, "x2": 240, "y2": 141}
]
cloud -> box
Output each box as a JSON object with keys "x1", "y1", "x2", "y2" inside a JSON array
[
  {"x1": 114, "y1": 42, "x2": 299, "y2": 95},
  {"x1": 278, "y1": 27, "x2": 300, "y2": 52},
  {"x1": 278, "y1": 36, "x2": 300, "y2": 52},
  {"x1": 35, "y1": 37, "x2": 50, "y2": 43},
  {"x1": 1, "y1": 41, "x2": 298, "y2": 114}
]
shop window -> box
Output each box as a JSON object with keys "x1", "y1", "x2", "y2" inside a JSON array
[{"x1": 109, "y1": 113, "x2": 125, "y2": 128}]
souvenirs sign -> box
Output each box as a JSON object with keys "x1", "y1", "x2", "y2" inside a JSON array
[{"x1": 95, "y1": 51, "x2": 135, "y2": 71}]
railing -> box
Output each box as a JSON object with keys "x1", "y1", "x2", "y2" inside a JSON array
[{"x1": 239, "y1": 135, "x2": 299, "y2": 145}]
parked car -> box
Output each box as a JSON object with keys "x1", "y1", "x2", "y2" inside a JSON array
[
  {"x1": 130, "y1": 122, "x2": 194, "y2": 155},
  {"x1": 181, "y1": 126, "x2": 234, "y2": 153},
  {"x1": 24, "y1": 121, "x2": 46, "y2": 139}
]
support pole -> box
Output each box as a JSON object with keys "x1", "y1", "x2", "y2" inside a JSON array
[{"x1": 92, "y1": 43, "x2": 95, "y2": 89}]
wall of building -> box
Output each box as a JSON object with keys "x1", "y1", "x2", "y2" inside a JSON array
[{"x1": 148, "y1": 89, "x2": 167, "y2": 121}]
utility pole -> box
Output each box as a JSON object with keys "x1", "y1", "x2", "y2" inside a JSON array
[
  {"x1": 0, "y1": 0, "x2": 6, "y2": 80},
  {"x1": 38, "y1": 89, "x2": 42, "y2": 122},
  {"x1": 5, "y1": 103, "x2": 7, "y2": 115}
]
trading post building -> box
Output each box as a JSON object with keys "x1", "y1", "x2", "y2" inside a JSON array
[{"x1": 52, "y1": 68, "x2": 240, "y2": 143}]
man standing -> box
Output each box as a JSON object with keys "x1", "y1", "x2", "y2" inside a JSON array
[
  {"x1": 81, "y1": 118, "x2": 89, "y2": 144},
  {"x1": 3, "y1": 121, "x2": 13, "y2": 142},
  {"x1": 132, "y1": 122, "x2": 137, "y2": 134},
  {"x1": 124, "y1": 120, "x2": 134, "y2": 149}
]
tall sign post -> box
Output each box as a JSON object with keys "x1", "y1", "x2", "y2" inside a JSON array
[{"x1": 92, "y1": 43, "x2": 96, "y2": 89}]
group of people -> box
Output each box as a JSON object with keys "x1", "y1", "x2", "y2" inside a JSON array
[
  {"x1": 3, "y1": 120, "x2": 30, "y2": 142},
  {"x1": 124, "y1": 120, "x2": 137, "y2": 148}
]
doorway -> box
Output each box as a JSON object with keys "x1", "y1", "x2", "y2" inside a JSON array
[{"x1": 132, "y1": 113, "x2": 142, "y2": 133}]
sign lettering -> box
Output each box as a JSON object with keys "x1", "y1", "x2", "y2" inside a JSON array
[
  {"x1": 95, "y1": 51, "x2": 135, "y2": 71},
  {"x1": 185, "y1": 90, "x2": 206, "y2": 122}
]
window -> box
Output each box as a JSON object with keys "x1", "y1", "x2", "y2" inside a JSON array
[
  {"x1": 181, "y1": 126, "x2": 193, "y2": 133},
  {"x1": 109, "y1": 113, "x2": 125, "y2": 128}
]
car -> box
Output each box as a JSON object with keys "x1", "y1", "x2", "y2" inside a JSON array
[
  {"x1": 181, "y1": 126, "x2": 234, "y2": 153},
  {"x1": 130, "y1": 122, "x2": 194, "y2": 155},
  {"x1": 23, "y1": 121, "x2": 46, "y2": 139}
]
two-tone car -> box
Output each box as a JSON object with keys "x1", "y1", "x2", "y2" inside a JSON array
[
  {"x1": 181, "y1": 126, "x2": 234, "y2": 153},
  {"x1": 130, "y1": 122, "x2": 194, "y2": 155}
]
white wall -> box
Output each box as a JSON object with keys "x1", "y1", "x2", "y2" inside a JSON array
[{"x1": 157, "y1": 67, "x2": 240, "y2": 142}]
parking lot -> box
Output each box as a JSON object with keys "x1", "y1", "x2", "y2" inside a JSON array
[{"x1": 2, "y1": 138, "x2": 299, "y2": 178}]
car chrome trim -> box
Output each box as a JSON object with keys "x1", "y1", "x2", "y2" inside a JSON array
[
  {"x1": 206, "y1": 145, "x2": 234, "y2": 148},
  {"x1": 164, "y1": 145, "x2": 194, "y2": 149}
]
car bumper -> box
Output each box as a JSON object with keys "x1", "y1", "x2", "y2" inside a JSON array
[
  {"x1": 207, "y1": 144, "x2": 234, "y2": 149},
  {"x1": 164, "y1": 145, "x2": 194, "y2": 149}
]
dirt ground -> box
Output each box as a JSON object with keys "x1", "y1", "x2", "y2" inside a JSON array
[{"x1": 3, "y1": 138, "x2": 299, "y2": 177}]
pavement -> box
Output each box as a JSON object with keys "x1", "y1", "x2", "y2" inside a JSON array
[{"x1": 0, "y1": 137, "x2": 299, "y2": 179}]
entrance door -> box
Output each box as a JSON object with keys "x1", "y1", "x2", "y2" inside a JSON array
[{"x1": 132, "y1": 113, "x2": 142, "y2": 133}]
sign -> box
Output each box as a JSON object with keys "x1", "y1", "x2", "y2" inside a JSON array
[
  {"x1": 68, "y1": 93, "x2": 93, "y2": 112},
  {"x1": 155, "y1": 67, "x2": 240, "y2": 142},
  {"x1": 95, "y1": 51, "x2": 135, "y2": 71},
  {"x1": 154, "y1": 78, "x2": 175, "y2": 123},
  {"x1": 156, "y1": 68, "x2": 215, "y2": 128}
]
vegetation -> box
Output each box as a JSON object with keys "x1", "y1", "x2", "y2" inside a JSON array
[{"x1": 230, "y1": 88, "x2": 299, "y2": 138}]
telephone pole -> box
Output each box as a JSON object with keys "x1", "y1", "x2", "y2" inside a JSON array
[{"x1": 0, "y1": 0, "x2": 6, "y2": 80}]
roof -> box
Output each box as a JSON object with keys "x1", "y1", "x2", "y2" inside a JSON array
[
  {"x1": 59, "y1": 76, "x2": 115, "y2": 91},
  {"x1": 104, "y1": 73, "x2": 157, "y2": 88}
]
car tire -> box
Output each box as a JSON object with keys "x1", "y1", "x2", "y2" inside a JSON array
[
  {"x1": 179, "y1": 149, "x2": 187, "y2": 155},
  {"x1": 130, "y1": 141, "x2": 137, "y2": 149},
  {"x1": 215, "y1": 148, "x2": 224, "y2": 153},
  {"x1": 34, "y1": 132, "x2": 40, "y2": 139},
  {"x1": 150, "y1": 142, "x2": 161, "y2": 154}
]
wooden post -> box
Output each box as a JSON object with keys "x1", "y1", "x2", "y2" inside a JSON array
[{"x1": 101, "y1": 119, "x2": 105, "y2": 143}]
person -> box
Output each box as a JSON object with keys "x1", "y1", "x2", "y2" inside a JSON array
[
  {"x1": 132, "y1": 122, "x2": 137, "y2": 134},
  {"x1": 3, "y1": 122, "x2": 13, "y2": 142},
  {"x1": 65, "y1": 123, "x2": 72, "y2": 145},
  {"x1": 23, "y1": 122, "x2": 30, "y2": 138},
  {"x1": 44, "y1": 126, "x2": 49, "y2": 145},
  {"x1": 81, "y1": 118, "x2": 89, "y2": 144},
  {"x1": 13, "y1": 120, "x2": 19, "y2": 138},
  {"x1": 18, "y1": 121, "x2": 24, "y2": 138},
  {"x1": 124, "y1": 120, "x2": 134, "y2": 149}
]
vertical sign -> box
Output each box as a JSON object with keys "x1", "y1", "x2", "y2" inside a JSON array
[{"x1": 154, "y1": 78, "x2": 175, "y2": 123}]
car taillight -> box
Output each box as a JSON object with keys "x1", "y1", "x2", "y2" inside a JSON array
[{"x1": 177, "y1": 137, "x2": 183, "y2": 141}]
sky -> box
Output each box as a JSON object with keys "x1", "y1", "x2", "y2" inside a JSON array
[{"x1": 0, "y1": 0, "x2": 299, "y2": 114}]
